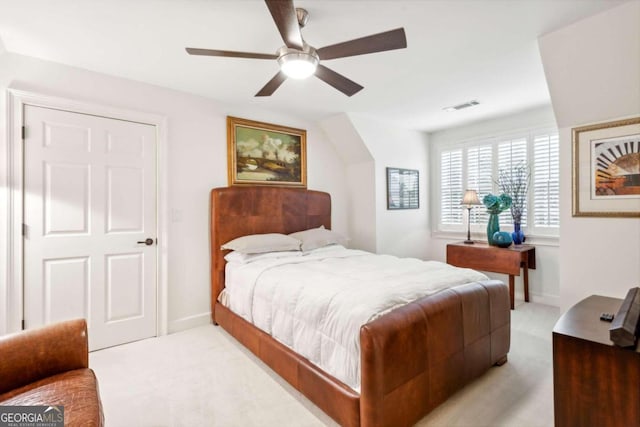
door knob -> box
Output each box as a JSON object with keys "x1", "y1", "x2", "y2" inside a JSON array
[{"x1": 137, "y1": 238, "x2": 154, "y2": 246}]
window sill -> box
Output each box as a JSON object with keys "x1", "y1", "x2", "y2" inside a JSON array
[{"x1": 431, "y1": 230, "x2": 559, "y2": 247}]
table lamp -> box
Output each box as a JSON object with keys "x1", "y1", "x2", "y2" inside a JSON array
[{"x1": 461, "y1": 189, "x2": 482, "y2": 244}]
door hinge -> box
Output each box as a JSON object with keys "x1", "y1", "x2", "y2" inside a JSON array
[
  {"x1": 21, "y1": 125, "x2": 26, "y2": 140},
  {"x1": 21, "y1": 319, "x2": 25, "y2": 330},
  {"x1": 22, "y1": 223, "x2": 27, "y2": 236}
]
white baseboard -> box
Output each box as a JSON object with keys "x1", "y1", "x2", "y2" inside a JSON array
[
  {"x1": 168, "y1": 312, "x2": 212, "y2": 334},
  {"x1": 515, "y1": 291, "x2": 559, "y2": 307}
]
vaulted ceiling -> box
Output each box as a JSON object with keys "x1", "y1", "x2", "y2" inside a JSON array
[{"x1": 0, "y1": 0, "x2": 628, "y2": 131}]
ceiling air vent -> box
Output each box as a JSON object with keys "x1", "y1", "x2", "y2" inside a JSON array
[{"x1": 443, "y1": 100, "x2": 480, "y2": 112}]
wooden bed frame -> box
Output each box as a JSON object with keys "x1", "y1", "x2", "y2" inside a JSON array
[{"x1": 210, "y1": 186, "x2": 510, "y2": 427}]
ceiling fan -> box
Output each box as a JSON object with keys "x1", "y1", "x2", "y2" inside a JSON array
[{"x1": 185, "y1": 0, "x2": 407, "y2": 97}]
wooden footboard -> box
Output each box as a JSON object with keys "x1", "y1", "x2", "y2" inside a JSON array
[
  {"x1": 214, "y1": 280, "x2": 509, "y2": 427},
  {"x1": 360, "y1": 280, "x2": 510, "y2": 427},
  {"x1": 214, "y1": 302, "x2": 361, "y2": 427}
]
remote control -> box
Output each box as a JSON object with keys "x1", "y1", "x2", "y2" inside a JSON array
[{"x1": 600, "y1": 312, "x2": 614, "y2": 322}]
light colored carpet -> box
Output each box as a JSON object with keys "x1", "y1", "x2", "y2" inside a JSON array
[{"x1": 90, "y1": 301, "x2": 560, "y2": 426}]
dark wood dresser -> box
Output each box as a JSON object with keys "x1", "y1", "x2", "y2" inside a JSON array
[{"x1": 553, "y1": 295, "x2": 640, "y2": 427}]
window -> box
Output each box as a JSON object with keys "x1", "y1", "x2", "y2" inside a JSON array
[
  {"x1": 497, "y1": 137, "x2": 527, "y2": 226},
  {"x1": 440, "y1": 150, "x2": 463, "y2": 224},
  {"x1": 466, "y1": 145, "x2": 492, "y2": 225},
  {"x1": 532, "y1": 132, "x2": 560, "y2": 227},
  {"x1": 436, "y1": 127, "x2": 559, "y2": 237}
]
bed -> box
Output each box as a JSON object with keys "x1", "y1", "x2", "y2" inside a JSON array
[{"x1": 210, "y1": 186, "x2": 510, "y2": 427}]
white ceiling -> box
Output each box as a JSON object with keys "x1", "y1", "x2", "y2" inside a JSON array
[{"x1": 0, "y1": 0, "x2": 628, "y2": 132}]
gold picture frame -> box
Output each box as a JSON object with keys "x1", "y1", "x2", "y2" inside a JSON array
[
  {"x1": 227, "y1": 116, "x2": 307, "y2": 188},
  {"x1": 572, "y1": 117, "x2": 640, "y2": 217}
]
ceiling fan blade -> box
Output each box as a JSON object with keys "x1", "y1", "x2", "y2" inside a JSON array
[
  {"x1": 265, "y1": 0, "x2": 304, "y2": 50},
  {"x1": 317, "y1": 28, "x2": 407, "y2": 60},
  {"x1": 255, "y1": 71, "x2": 288, "y2": 97},
  {"x1": 185, "y1": 48, "x2": 277, "y2": 60},
  {"x1": 314, "y1": 65, "x2": 363, "y2": 97}
]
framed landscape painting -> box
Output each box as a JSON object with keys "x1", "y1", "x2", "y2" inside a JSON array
[
  {"x1": 572, "y1": 117, "x2": 640, "y2": 217},
  {"x1": 227, "y1": 116, "x2": 307, "y2": 188}
]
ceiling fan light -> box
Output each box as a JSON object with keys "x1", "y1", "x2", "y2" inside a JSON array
[{"x1": 278, "y1": 51, "x2": 319, "y2": 79}]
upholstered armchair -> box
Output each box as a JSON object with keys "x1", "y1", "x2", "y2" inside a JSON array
[{"x1": 0, "y1": 319, "x2": 104, "y2": 426}]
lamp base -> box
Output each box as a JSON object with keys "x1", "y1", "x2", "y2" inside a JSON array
[{"x1": 463, "y1": 239, "x2": 475, "y2": 244}]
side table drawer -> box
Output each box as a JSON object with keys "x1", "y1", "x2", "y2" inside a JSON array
[{"x1": 447, "y1": 245, "x2": 521, "y2": 275}]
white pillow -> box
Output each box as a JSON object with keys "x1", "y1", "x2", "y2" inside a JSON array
[
  {"x1": 224, "y1": 250, "x2": 303, "y2": 264},
  {"x1": 288, "y1": 226, "x2": 348, "y2": 252},
  {"x1": 221, "y1": 233, "x2": 301, "y2": 254},
  {"x1": 302, "y1": 244, "x2": 346, "y2": 255}
]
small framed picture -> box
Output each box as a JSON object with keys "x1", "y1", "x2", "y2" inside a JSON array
[
  {"x1": 227, "y1": 116, "x2": 306, "y2": 188},
  {"x1": 386, "y1": 167, "x2": 419, "y2": 210},
  {"x1": 572, "y1": 117, "x2": 640, "y2": 217}
]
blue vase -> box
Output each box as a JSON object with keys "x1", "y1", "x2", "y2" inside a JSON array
[
  {"x1": 492, "y1": 231, "x2": 513, "y2": 248},
  {"x1": 487, "y1": 213, "x2": 500, "y2": 246},
  {"x1": 512, "y1": 222, "x2": 525, "y2": 245}
]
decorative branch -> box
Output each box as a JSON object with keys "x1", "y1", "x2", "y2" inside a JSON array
[{"x1": 496, "y1": 162, "x2": 530, "y2": 223}]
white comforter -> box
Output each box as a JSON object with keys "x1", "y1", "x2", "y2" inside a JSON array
[{"x1": 224, "y1": 246, "x2": 488, "y2": 391}]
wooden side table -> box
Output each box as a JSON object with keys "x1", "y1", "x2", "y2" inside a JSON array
[
  {"x1": 446, "y1": 241, "x2": 536, "y2": 309},
  {"x1": 553, "y1": 295, "x2": 640, "y2": 426}
]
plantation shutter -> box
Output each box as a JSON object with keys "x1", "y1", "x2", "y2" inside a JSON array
[
  {"x1": 498, "y1": 138, "x2": 527, "y2": 226},
  {"x1": 467, "y1": 145, "x2": 493, "y2": 224},
  {"x1": 441, "y1": 149, "x2": 463, "y2": 224},
  {"x1": 436, "y1": 126, "x2": 559, "y2": 236},
  {"x1": 533, "y1": 132, "x2": 560, "y2": 227}
]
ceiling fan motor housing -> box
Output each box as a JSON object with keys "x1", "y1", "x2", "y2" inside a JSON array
[{"x1": 277, "y1": 44, "x2": 319, "y2": 79}]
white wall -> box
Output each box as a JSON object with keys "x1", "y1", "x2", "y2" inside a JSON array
[
  {"x1": 428, "y1": 105, "x2": 556, "y2": 145},
  {"x1": 319, "y1": 114, "x2": 376, "y2": 252},
  {"x1": 0, "y1": 52, "x2": 348, "y2": 334},
  {"x1": 319, "y1": 113, "x2": 430, "y2": 259},
  {"x1": 348, "y1": 114, "x2": 430, "y2": 259},
  {"x1": 345, "y1": 162, "x2": 377, "y2": 252},
  {"x1": 427, "y1": 105, "x2": 560, "y2": 306},
  {"x1": 0, "y1": 48, "x2": 6, "y2": 335},
  {"x1": 539, "y1": 1, "x2": 640, "y2": 312}
]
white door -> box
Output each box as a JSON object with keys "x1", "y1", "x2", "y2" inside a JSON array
[{"x1": 23, "y1": 105, "x2": 157, "y2": 351}]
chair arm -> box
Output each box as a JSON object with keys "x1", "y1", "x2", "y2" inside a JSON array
[{"x1": 0, "y1": 319, "x2": 89, "y2": 395}]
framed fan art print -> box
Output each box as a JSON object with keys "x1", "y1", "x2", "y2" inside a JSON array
[
  {"x1": 227, "y1": 116, "x2": 307, "y2": 188},
  {"x1": 572, "y1": 116, "x2": 640, "y2": 217}
]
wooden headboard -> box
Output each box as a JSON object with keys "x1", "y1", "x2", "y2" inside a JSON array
[{"x1": 209, "y1": 186, "x2": 331, "y2": 319}]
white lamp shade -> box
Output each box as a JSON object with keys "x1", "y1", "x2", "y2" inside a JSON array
[{"x1": 461, "y1": 189, "x2": 481, "y2": 206}]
